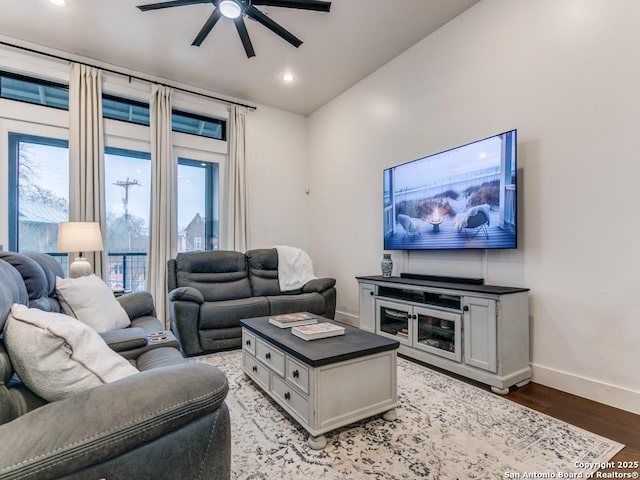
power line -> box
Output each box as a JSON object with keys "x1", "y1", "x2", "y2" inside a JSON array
[{"x1": 113, "y1": 177, "x2": 140, "y2": 218}]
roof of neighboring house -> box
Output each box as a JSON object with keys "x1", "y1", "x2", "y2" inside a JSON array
[
  {"x1": 18, "y1": 200, "x2": 68, "y2": 224},
  {"x1": 185, "y1": 213, "x2": 205, "y2": 232}
]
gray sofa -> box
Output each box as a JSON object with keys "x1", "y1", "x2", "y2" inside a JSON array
[
  {"x1": 0, "y1": 252, "x2": 231, "y2": 479},
  {"x1": 0, "y1": 251, "x2": 181, "y2": 360},
  {"x1": 167, "y1": 248, "x2": 337, "y2": 356}
]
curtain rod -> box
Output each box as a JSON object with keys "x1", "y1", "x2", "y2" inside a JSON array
[{"x1": 0, "y1": 40, "x2": 257, "y2": 111}]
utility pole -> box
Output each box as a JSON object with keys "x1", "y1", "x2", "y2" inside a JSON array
[{"x1": 113, "y1": 177, "x2": 140, "y2": 218}]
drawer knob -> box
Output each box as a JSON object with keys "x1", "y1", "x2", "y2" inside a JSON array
[
  {"x1": 246, "y1": 339, "x2": 251, "y2": 346},
  {"x1": 265, "y1": 352, "x2": 271, "y2": 360},
  {"x1": 284, "y1": 392, "x2": 291, "y2": 401},
  {"x1": 252, "y1": 365, "x2": 257, "y2": 372},
  {"x1": 293, "y1": 370, "x2": 299, "y2": 378}
]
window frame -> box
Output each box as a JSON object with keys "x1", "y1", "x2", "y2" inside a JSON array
[
  {"x1": 0, "y1": 70, "x2": 69, "y2": 111},
  {"x1": 177, "y1": 157, "x2": 220, "y2": 250},
  {"x1": 102, "y1": 94, "x2": 228, "y2": 140},
  {"x1": 8, "y1": 132, "x2": 70, "y2": 252},
  {"x1": 1, "y1": 71, "x2": 227, "y2": 141},
  {"x1": 1, "y1": 64, "x2": 230, "y2": 255}
]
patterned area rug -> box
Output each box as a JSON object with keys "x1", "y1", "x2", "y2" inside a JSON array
[{"x1": 191, "y1": 351, "x2": 623, "y2": 479}]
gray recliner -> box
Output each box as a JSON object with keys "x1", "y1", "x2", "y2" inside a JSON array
[
  {"x1": 0, "y1": 251, "x2": 181, "y2": 360},
  {"x1": 168, "y1": 248, "x2": 337, "y2": 356},
  {"x1": 0, "y1": 255, "x2": 231, "y2": 480}
]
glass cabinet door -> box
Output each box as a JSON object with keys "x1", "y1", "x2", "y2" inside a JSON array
[
  {"x1": 414, "y1": 307, "x2": 462, "y2": 362},
  {"x1": 375, "y1": 299, "x2": 412, "y2": 345}
]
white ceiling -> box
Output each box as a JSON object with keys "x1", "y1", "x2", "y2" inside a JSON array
[{"x1": 0, "y1": 0, "x2": 479, "y2": 115}]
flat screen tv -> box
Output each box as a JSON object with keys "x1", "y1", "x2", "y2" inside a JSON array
[{"x1": 383, "y1": 129, "x2": 517, "y2": 250}]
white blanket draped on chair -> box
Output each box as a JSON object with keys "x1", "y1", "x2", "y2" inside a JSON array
[{"x1": 274, "y1": 246, "x2": 317, "y2": 292}]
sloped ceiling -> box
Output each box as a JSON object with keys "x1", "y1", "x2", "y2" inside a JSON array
[{"x1": 0, "y1": 0, "x2": 479, "y2": 115}]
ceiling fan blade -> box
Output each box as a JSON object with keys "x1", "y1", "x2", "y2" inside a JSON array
[
  {"x1": 246, "y1": 6, "x2": 302, "y2": 48},
  {"x1": 192, "y1": 8, "x2": 223, "y2": 47},
  {"x1": 251, "y1": 0, "x2": 331, "y2": 12},
  {"x1": 137, "y1": 0, "x2": 211, "y2": 12},
  {"x1": 191, "y1": 8, "x2": 223, "y2": 46},
  {"x1": 234, "y1": 17, "x2": 256, "y2": 58}
]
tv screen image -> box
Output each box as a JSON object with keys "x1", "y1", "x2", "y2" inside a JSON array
[{"x1": 383, "y1": 129, "x2": 517, "y2": 250}]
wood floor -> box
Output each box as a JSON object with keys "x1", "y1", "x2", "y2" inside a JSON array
[{"x1": 505, "y1": 382, "x2": 640, "y2": 475}]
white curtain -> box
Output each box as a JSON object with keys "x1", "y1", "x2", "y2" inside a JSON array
[
  {"x1": 147, "y1": 85, "x2": 176, "y2": 328},
  {"x1": 68, "y1": 63, "x2": 106, "y2": 278},
  {"x1": 227, "y1": 105, "x2": 249, "y2": 251}
]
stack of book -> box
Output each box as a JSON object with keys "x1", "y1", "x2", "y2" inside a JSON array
[
  {"x1": 396, "y1": 327, "x2": 409, "y2": 339},
  {"x1": 268, "y1": 312, "x2": 318, "y2": 328},
  {"x1": 291, "y1": 322, "x2": 345, "y2": 341}
]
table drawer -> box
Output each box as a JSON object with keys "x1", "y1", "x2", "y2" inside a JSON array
[
  {"x1": 242, "y1": 329, "x2": 256, "y2": 356},
  {"x1": 271, "y1": 374, "x2": 310, "y2": 424},
  {"x1": 256, "y1": 338, "x2": 285, "y2": 377},
  {"x1": 286, "y1": 356, "x2": 309, "y2": 395},
  {"x1": 243, "y1": 353, "x2": 270, "y2": 389}
]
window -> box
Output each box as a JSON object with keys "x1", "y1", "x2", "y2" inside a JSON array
[
  {"x1": 173, "y1": 110, "x2": 226, "y2": 141},
  {"x1": 177, "y1": 159, "x2": 219, "y2": 252},
  {"x1": 8, "y1": 133, "x2": 69, "y2": 255},
  {"x1": 4, "y1": 69, "x2": 227, "y2": 288},
  {"x1": 104, "y1": 147, "x2": 151, "y2": 291},
  {"x1": 103, "y1": 95, "x2": 150, "y2": 126},
  {"x1": 102, "y1": 95, "x2": 226, "y2": 140},
  {"x1": 0, "y1": 72, "x2": 68, "y2": 110},
  {"x1": 1, "y1": 72, "x2": 227, "y2": 140}
]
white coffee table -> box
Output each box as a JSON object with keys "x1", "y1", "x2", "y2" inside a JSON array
[{"x1": 241, "y1": 316, "x2": 399, "y2": 449}]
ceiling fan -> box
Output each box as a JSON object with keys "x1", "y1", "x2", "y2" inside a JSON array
[{"x1": 136, "y1": 0, "x2": 332, "y2": 58}]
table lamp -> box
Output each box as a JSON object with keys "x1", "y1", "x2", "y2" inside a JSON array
[{"x1": 57, "y1": 222, "x2": 104, "y2": 278}]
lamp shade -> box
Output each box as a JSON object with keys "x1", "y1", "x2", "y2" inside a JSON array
[{"x1": 57, "y1": 222, "x2": 104, "y2": 254}]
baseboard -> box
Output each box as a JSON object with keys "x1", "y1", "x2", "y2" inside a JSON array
[
  {"x1": 531, "y1": 363, "x2": 640, "y2": 415},
  {"x1": 335, "y1": 310, "x2": 358, "y2": 327},
  {"x1": 346, "y1": 314, "x2": 639, "y2": 415}
]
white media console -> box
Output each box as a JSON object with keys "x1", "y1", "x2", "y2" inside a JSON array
[{"x1": 357, "y1": 275, "x2": 531, "y2": 394}]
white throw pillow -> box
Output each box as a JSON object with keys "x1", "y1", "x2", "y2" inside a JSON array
[
  {"x1": 56, "y1": 274, "x2": 131, "y2": 333},
  {"x1": 4, "y1": 304, "x2": 139, "y2": 402}
]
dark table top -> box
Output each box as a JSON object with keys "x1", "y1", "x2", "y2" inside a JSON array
[
  {"x1": 241, "y1": 316, "x2": 399, "y2": 368},
  {"x1": 356, "y1": 275, "x2": 530, "y2": 295}
]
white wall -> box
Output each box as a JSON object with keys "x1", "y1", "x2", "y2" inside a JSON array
[
  {"x1": 308, "y1": 0, "x2": 640, "y2": 414},
  {"x1": 246, "y1": 105, "x2": 310, "y2": 251}
]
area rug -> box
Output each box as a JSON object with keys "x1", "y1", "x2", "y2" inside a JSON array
[{"x1": 191, "y1": 351, "x2": 624, "y2": 479}]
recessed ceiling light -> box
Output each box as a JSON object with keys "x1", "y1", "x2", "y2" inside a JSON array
[
  {"x1": 49, "y1": 0, "x2": 68, "y2": 6},
  {"x1": 219, "y1": 0, "x2": 242, "y2": 19},
  {"x1": 282, "y1": 73, "x2": 295, "y2": 82}
]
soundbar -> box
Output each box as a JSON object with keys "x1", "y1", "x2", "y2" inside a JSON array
[{"x1": 400, "y1": 272, "x2": 485, "y2": 285}]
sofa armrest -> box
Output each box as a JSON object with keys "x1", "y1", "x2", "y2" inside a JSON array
[
  {"x1": 100, "y1": 327, "x2": 148, "y2": 352},
  {"x1": 117, "y1": 291, "x2": 156, "y2": 320},
  {"x1": 169, "y1": 298, "x2": 203, "y2": 357},
  {"x1": 169, "y1": 286, "x2": 204, "y2": 304},
  {"x1": 302, "y1": 277, "x2": 336, "y2": 294},
  {"x1": 0, "y1": 363, "x2": 228, "y2": 480}
]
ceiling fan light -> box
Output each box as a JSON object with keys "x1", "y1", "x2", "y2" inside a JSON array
[{"x1": 219, "y1": 0, "x2": 242, "y2": 19}]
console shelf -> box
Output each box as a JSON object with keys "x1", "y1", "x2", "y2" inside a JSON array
[{"x1": 356, "y1": 275, "x2": 532, "y2": 394}]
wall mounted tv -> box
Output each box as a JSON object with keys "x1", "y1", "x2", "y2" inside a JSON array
[{"x1": 383, "y1": 129, "x2": 517, "y2": 250}]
